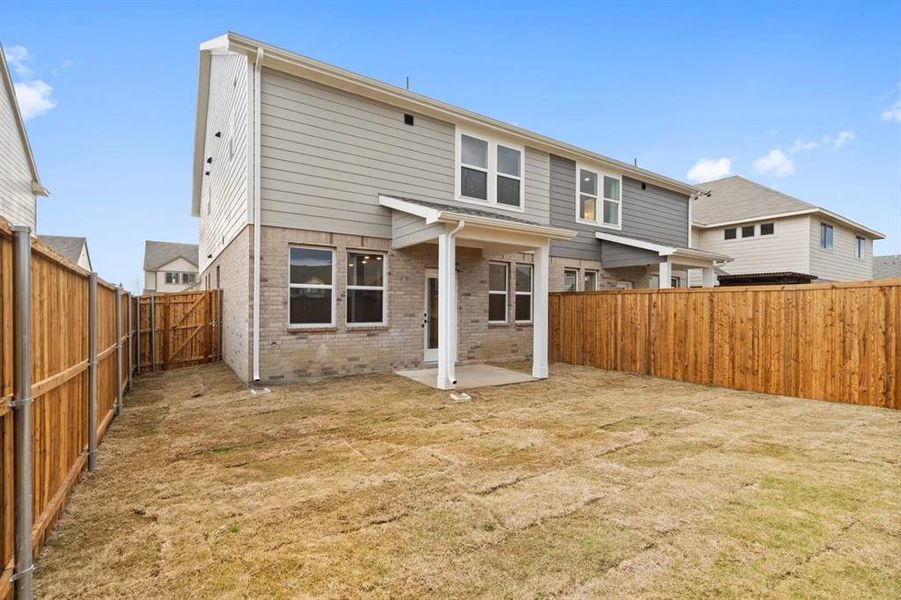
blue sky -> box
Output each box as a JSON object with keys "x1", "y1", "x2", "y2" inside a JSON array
[{"x1": 4, "y1": 0, "x2": 900, "y2": 290}]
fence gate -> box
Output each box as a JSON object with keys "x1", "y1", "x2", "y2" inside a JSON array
[{"x1": 137, "y1": 290, "x2": 221, "y2": 371}]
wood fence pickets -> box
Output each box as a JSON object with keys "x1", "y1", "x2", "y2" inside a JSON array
[
  {"x1": 135, "y1": 291, "x2": 220, "y2": 371},
  {"x1": 0, "y1": 215, "x2": 223, "y2": 598},
  {"x1": 550, "y1": 280, "x2": 901, "y2": 410}
]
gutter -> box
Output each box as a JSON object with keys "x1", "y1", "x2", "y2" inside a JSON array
[{"x1": 252, "y1": 47, "x2": 263, "y2": 382}]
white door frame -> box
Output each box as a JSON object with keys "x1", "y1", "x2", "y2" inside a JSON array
[{"x1": 423, "y1": 268, "x2": 438, "y2": 363}]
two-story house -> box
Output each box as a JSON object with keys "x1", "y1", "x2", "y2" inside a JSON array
[
  {"x1": 690, "y1": 176, "x2": 884, "y2": 285},
  {"x1": 0, "y1": 43, "x2": 50, "y2": 231},
  {"x1": 191, "y1": 33, "x2": 727, "y2": 389},
  {"x1": 143, "y1": 240, "x2": 199, "y2": 294}
]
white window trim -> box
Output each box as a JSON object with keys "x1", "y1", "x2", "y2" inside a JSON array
[
  {"x1": 574, "y1": 163, "x2": 622, "y2": 231},
  {"x1": 854, "y1": 235, "x2": 866, "y2": 260},
  {"x1": 515, "y1": 263, "x2": 533, "y2": 324},
  {"x1": 346, "y1": 250, "x2": 388, "y2": 327},
  {"x1": 455, "y1": 128, "x2": 525, "y2": 213},
  {"x1": 740, "y1": 224, "x2": 756, "y2": 239},
  {"x1": 723, "y1": 222, "x2": 778, "y2": 242},
  {"x1": 488, "y1": 262, "x2": 509, "y2": 323},
  {"x1": 288, "y1": 245, "x2": 336, "y2": 328},
  {"x1": 563, "y1": 268, "x2": 580, "y2": 292},
  {"x1": 759, "y1": 222, "x2": 776, "y2": 236},
  {"x1": 819, "y1": 222, "x2": 834, "y2": 252},
  {"x1": 583, "y1": 269, "x2": 599, "y2": 291}
]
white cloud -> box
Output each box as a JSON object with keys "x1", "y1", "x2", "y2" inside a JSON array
[
  {"x1": 4, "y1": 45, "x2": 32, "y2": 76},
  {"x1": 13, "y1": 80, "x2": 57, "y2": 120},
  {"x1": 686, "y1": 157, "x2": 732, "y2": 183},
  {"x1": 789, "y1": 138, "x2": 818, "y2": 153},
  {"x1": 881, "y1": 100, "x2": 901, "y2": 123},
  {"x1": 824, "y1": 130, "x2": 855, "y2": 148},
  {"x1": 752, "y1": 149, "x2": 794, "y2": 177}
]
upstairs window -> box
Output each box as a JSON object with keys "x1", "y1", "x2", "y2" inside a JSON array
[
  {"x1": 819, "y1": 223, "x2": 834, "y2": 251},
  {"x1": 181, "y1": 273, "x2": 196, "y2": 285},
  {"x1": 458, "y1": 131, "x2": 523, "y2": 209},
  {"x1": 164, "y1": 272, "x2": 179, "y2": 284},
  {"x1": 347, "y1": 252, "x2": 386, "y2": 325},
  {"x1": 855, "y1": 236, "x2": 865, "y2": 259},
  {"x1": 760, "y1": 223, "x2": 775, "y2": 235},
  {"x1": 577, "y1": 166, "x2": 621, "y2": 228},
  {"x1": 741, "y1": 225, "x2": 755, "y2": 238},
  {"x1": 724, "y1": 228, "x2": 737, "y2": 240},
  {"x1": 488, "y1": 263, "x2": 508, "y2": 323},
  {"x1": 289, "y1": 247, "x2": 335, "y2": 326}
]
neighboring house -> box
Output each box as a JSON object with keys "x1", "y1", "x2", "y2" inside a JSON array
[
  {"x1": 690, "y1": 176, "x2": 884, "y2": 285},
  {"x1": 191, "y1": 33, "x2": 727, "y2": 388},
  {"x1": 873, "y1": 255, "x2": 901, "y2": 279},
  {"x1": 0, "y1": 43, "x2": 50, "y2": 231},
  {"x1": 143, "y1": 241, "x2": 199, "y2": 294},
  {"x1": 38, "y1": 235, "x2": 92, "y2": 270}
]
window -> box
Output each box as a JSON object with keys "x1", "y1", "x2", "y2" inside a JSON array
[
  {"x1": 564, "y1": 269, "x2": 579, "y2": 292},
  {"x1": 457, "y1": 131, "x2": 524, "y2": 209},
  {"x1": 760, "y1": 222, "x2": 775, "y2": 235},
  {"x1": 671, "y1": 277, "x2": 681, "y2": 288},
  {"x1": 347, "y1": 252, "x2": 386, "y2": 325},
  {"x1": 289, "y1": 247, "x2": 334, "y2": 326},
  {"x1": 181, "y1": 273, "x2": 196, "y2": 285},
  {"x1": 488, "y1": 262, "x2": 508, "y2": 322},
  {"x1": 577, "y1": 167, "x2": 621, "y2": 228},
  {"x1": 164, "y1": 272, "x2": 178, "y2": 284},
  {"x1": 819, "y1": 223, "x2": 834, "y2": 251},
  {"x1": 583, "y1": 270, "x2": 598, "y2": 291},
  {"x1": 724, "y1": 228, "x2": 737, "y2": 240},
  {"x1": 515, "y1": 264, "x2": 532, "y2": 322},
  {"x1": 741, "y1": 225, "x2": 755, "y2": 238},
  {"x1": 855, "y1": 236, "x2": 865, "y2": 259}
]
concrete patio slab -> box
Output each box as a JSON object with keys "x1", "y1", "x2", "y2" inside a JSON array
[{"x1": 394, "y1": 364, "x2": 536, "y2": 390}]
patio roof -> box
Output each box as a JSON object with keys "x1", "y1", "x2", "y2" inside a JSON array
[{"x1": 595, "y1": 231, "x2": 732, "y2": 264}]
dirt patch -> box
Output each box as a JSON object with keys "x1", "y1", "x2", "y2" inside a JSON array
[{"x1": 34, "y1": 363, "x2": 900, "y2": 598}]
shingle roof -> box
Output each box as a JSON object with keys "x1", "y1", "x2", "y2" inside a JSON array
[
  {"x1": 390, "y1": 196, "x2": 549, "y2": 227},
  {"x1": 38, "y1": 235, "x2": 88, "y2": 267},
  {"x1": 692, "y1": 176, "x2": 815, "y2": 226},
  {"x1": 143, "y1": 241, "x2": 199, "y2": 271},
  {"x1": 873, "y1": 255, "x2": 901, "y2": 279}
]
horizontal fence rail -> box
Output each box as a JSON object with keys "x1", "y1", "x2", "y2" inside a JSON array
[
  {"x1": 550, "y1": 279, "x2": 901, "y2": 410},
  {"x1": 0, "y1": 215, "x2": 222, "y2": 599}
]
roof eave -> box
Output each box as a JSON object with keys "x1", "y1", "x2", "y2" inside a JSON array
[
  {"x1": 693, "y1": 207, "x2": 885, "y2": 239},
  {"x1": 192, "y1": 37, "x2": 231, "y2": 217},
  {"x1": 219, "y1": 32, "x2": 700, "y2": 198},
  {"x1": 1, "y1": 43, "x2": 46, "y2": 196}
]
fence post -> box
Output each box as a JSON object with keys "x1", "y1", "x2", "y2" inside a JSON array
[
  {"x1": 126, "y1": 293, "x2": 133, "y2": 391},
  {"x1": 115, "y1": 286, "x2": 123, "y2": 416},
  {"x1": 218, "y1": 289, "x2": 223, "y2": 362},
  {"x1": 88, "y1": 272, "x2": 98, "y2": 472},
  {"x1": 135, "y1": 297, "x2": 141, "y2": 375},
  {"x1": 150, "y1": 295, "x2": 156, "y2": 371},
  {"x1": 11, "y1": 226, "x2": 34, "y2": 598}
]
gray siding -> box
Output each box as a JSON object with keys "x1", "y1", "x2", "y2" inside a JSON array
[
  {"x1": 0, "y1": 66, "x2": 36, "y2": 230},
  {"x1": 601, "y1": 242, "x2": 661, "y2": 268},
  {"x1": 549, "y1": 154, "x2": 690, "y2": 263},
  {"x1": 199, "y1": 52, "x2": 250, "y2": 273},
  {"x1": 391, "y1": 211, "x2": 445, "y2": 248},
  {"x1": 259, "y1": 69, "x2": 549, "y2": 239}
]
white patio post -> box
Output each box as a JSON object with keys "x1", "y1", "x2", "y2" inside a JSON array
[
  {"x1": 532, "y1": 240, "x2": 550, "y2": 379},
  {"x1": 436, "y1": 230, "x2": 457, "y2": 390},
  {"x1": 658, "y1": 258, "x2": 673, "y2": 289},
  {"x1": 702, "y1": 266, "x2": 716, "y2": 288}
]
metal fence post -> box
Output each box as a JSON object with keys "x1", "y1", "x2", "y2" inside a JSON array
[
  {"x1": 12, "y1": 226, "x2": 34, "y2": 598},
  {"x1": 88, "y1": 272, "x2": 98, "y2": 472},
  {"x1": 115, "y1": 286, "x2": 123, "y2": 416},
  {"x1": 135, "y1": 297, "x2": 142, "y2": 375},
  {"x1": 150, "y1": 295, "x2": 157, "y2": 371}
]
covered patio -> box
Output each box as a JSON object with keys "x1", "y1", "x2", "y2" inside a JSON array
[
  {"x1": 380, "y1": 195, "x2": 575, "y2": 391},
  {"x1": 595, "y1": 231, "x2": 732, "y2": 288}
]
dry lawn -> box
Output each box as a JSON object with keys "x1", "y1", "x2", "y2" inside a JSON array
[{"x1": 34, "y1": 363, "x2": 900, "y2": 599}]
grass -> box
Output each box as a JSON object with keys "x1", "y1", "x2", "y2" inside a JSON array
[{"x1": 33, "y1": 363, "x2": 900, "y2": 599}]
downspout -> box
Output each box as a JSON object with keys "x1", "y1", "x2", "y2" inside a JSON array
[{"x1": 252, "y1": 47, "x2": 263, "y2": 382}]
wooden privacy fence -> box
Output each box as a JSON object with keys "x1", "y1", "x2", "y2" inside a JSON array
[
  {"x1": 135, "y1": 291, "x2": 221, "y2": 372},
  {"x1": 550, "y1": 279, "x2": 901, "y2": 410},
  {"x1": 0, "y1": 215, "x2": 221, "y2": 599}
]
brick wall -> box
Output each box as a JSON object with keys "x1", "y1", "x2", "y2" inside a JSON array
[
  {"x1": 257, "y1": 225, "x2": 534, "y2": 383},
  {"x1": 200, "y1": 225, "x2": 252, "y2": 381}
]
